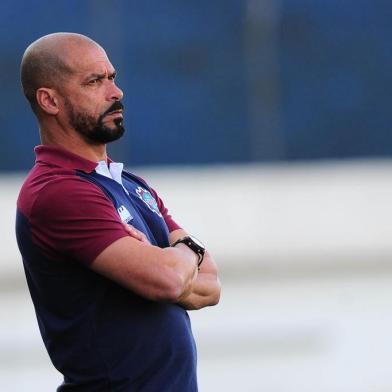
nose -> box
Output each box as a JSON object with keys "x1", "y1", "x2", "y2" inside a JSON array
[{"x1": 109, "y1": 82, "x2": 124, "y2": 101}]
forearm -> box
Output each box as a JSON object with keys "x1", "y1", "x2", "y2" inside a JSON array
[
  {"x1": 177, "y1": 251, "x2": 221, "y2": 310},
  {"x1": 91, "y1": 235, "x2": 199, "y2": 303},
  {"x1": 123, "y1": 222, "x2": 199, "y2": 300},
  {"x1": 177, "y1": 272, "x2": 221, "y2": 310},
  {"x1": 162, "y1": 243, "x2": 199, "y2": 299},
  {"x1": 104, "y1": 225, "x2": 219, "y2": 306}
]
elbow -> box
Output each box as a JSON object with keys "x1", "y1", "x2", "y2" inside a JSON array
[
  {"x1": 211, "y1": 291, "x2": 221, "y2": 306},
  {"x1": 210, "y1": 280, "x2": 222, "y2": 306}
]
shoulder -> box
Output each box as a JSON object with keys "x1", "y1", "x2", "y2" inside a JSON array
[
  {"x1": 22, "y1": 172, "x2": 127, "y2": 264},
  {"x1": 41, "y1": 175, "x2": 109, "y2": 207},
  {"x1": 20, "y1": 169, "x2": 113, "y2": 222}
]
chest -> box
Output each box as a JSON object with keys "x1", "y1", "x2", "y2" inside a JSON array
[{"x1": 79, "y1": 171, "x2": 169, "y2": 247}]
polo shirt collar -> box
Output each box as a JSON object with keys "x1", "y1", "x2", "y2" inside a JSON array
[
  {"x1": 35, "y1": 145, "x2": 106, "y2": 173},
  {"x1": 95, "y1": 160, "x2": 128, "y2": 194},
  {"x1": 95, "y1": 161, "x2": 123, "y2": 182}
]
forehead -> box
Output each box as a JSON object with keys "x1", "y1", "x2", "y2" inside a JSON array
[{"x1": 66, "y1": 44, "x2": 115, "y2": 77}]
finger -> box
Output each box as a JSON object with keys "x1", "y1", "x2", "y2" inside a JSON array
[
  {"x1": 122, "y1": 223, "x2": 141, "y2": 239},
  {"x1": 139, "y1": 232, "x2": 149, "y2": 243},
  {"x1": 129, "y1": 227, "x2": 143, "y2": 240},
  {"x1": 121, "y1": 222, "x2": 134, "y2": 235},
  {"x1": 122, "y1": 222, "x2": 151, "y2": 244}
]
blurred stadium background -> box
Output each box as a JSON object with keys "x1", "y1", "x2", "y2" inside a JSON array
[{"x1": 1, "y1": 1, "x2": 392, "y2": 391}]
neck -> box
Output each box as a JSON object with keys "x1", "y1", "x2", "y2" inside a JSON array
[{"x1": 39, "y1": 123, "x2": 108, "y2": 162}]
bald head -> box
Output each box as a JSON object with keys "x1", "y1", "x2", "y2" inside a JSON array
[{"x1": 20, "y1": 33, "x2": 100, "y2": 114}]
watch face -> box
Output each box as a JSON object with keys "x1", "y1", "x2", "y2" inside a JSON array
[{"x1": 189, "y1": 235, "x2": 205, "y2": 249}]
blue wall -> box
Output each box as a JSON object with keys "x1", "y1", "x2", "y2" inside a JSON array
[
  {"x1": 1, "y1": 1, "x2": 391, "y2": 170},
  {"x1": 279, "y1": 0, "x2": 392, "y2": 160}
]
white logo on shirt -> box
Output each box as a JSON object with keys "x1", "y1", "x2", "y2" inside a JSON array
[{"x1": 117, "y1": 205, "x2": 133, "y2": 223}]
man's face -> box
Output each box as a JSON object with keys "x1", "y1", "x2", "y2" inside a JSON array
[{"x1": 59, "y1": 44, "x2": 125, "y2": 145}]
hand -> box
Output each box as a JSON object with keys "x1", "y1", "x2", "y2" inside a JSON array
[
  {"x1": 122, "y1": 222, "x2": 150, "y2": 244},
  {"x1": 176, "y1": 251, "x2": 221, "y2": 310}
]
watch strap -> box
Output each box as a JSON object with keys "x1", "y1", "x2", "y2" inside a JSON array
[{"x1": 171, "y1": 236, "x2": 205, "y2": 267}]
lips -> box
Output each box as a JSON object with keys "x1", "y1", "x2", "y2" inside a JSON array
[
  {"x1": 106, "y1": 110, "x2": 123, "y2": 117},
  {"x1": 103, "y1": 101, "x2": 124, "y2": 117}
]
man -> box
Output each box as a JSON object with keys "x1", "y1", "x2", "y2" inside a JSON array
[{"x1": 16, "y1": 32, "x2": 220, "y2": 391}]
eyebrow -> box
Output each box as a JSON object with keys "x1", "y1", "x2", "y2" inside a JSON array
[{"x1": 84, "y1": 70, "x2": 117, "y2": 82}]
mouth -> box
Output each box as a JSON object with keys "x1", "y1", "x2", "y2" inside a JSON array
[{"x1": 105, "y1": 110, "x2": 123, "y2": 118}]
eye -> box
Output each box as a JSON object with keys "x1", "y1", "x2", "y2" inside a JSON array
[{"x1": 88, "y1": 78, "x2": 100, "y2": 85}]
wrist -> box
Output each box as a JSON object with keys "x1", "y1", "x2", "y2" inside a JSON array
[
  {"x1": 173, "y1": 243, "x2": 198, "y2": 266},
  {"x1": 171, "y1": 235, "x2": 206, "y2": 269}
]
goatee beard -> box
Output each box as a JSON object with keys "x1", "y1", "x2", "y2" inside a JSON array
[{"x1": 65, "y1": 100, "x2": 125, "y2": 145}]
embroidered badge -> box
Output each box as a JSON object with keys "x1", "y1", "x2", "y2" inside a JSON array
[{"x1": 136, "y1": 187, "x2": 162, "y2": 217}]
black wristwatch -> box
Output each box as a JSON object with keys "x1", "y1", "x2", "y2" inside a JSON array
[{"x1": 171, "y1": 235, "x2": 206, "y2": 268}]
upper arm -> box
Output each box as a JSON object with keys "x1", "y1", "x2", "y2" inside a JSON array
[{"x1": 30, "y1": 176, "x2": 128, "y2": 264}]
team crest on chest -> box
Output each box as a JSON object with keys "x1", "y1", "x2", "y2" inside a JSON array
[{"x1": 135, "y1": 187, "x2": 162, "y2": 217}]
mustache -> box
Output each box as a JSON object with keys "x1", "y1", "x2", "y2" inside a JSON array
[{"x1": 103, "y1": 101, "x2": 124, "y2": 116}]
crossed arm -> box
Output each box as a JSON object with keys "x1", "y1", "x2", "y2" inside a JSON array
[
  {"x1": 91, "y1": 224, "x2": 220, "y2": 310},
  {"x1": 169, "y1": 229, "x2": 221, "y2": 310}
]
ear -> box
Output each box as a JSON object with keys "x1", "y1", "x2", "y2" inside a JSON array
[{"x1": 36, "y1": 88, "x2": 59, "y2": 115}]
